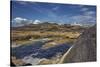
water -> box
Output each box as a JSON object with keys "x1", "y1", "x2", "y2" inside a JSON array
[
  {"x1": 12, "y1": 40, "x2": 70, "y2": 60},
  {"x1": 12, "y1": 41, "x2": 45, "y2": 59},
  {"x1": 32, "y1": 43, "x2": 70, "y2": 59}
]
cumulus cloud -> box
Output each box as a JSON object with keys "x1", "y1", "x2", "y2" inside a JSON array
[
  {"x1": 12, "y1": 17, "x2": 44, "y2": 27},
  {"x1": 33, "y1": 20, "x2": 41, "y2": 24},
  {"x1": 12, "y1": 17, "x2": 33, "y2": 27},
  {"x1": 13, "y1": 17, "x2": 27, "y2": 23}
]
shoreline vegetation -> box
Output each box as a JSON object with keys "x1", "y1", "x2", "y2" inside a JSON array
[{"x1": 11, "y1": 23, "x2": 95, "y2": 66}]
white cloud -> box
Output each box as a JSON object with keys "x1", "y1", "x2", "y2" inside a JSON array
[
  {"x1": 84, "y1": 11, "x2": 95, "y2": 15},
  {"x1": 13, "y1": 17, "x2": 27, "y2": 23},
  {"x1": 33, "y1": 20, "x2": 41, "y2": 24},
  {"x1": 12, "y1": 17, "x2": 45, "y2": 26},
  {"x1": 81, "y1": 8, "x2": 89, "y2": 11},
  {"x1": 18, "y1": 1, "x2": 28, "y2": 5},
  {"x1": 12, "y1": 17, "x2": 33, "y2": 27},
  {"x1": 71, "y1": 15, "x2": 93, "y2": 22},
  {"x1": 70, "y1": 10, "x2": 96, "y2": 24},
  {"x1": 70, "y1": 5, "x2": 95, "y2": 23}
]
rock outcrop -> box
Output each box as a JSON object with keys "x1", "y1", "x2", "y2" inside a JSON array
[{"x1": 59, "y1": 25, "x2": 96, "y2": 63}]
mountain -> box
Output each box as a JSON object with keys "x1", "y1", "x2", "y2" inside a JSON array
[
  {"x1": 11, "y1": 22, "x2": 86, "y2": 32},
  {"x1": 59, "y1": 25, "x2": 96, "y2": 63}
]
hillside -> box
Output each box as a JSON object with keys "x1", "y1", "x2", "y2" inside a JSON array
[
  {"x1": 59, "y1": 25, "x2": 96, "y2": 63},
  {"x1": 11, "y1": 23, "x2": 86, "y2": 45},
  {"x1": 11, "y1": 23, "x2": 85, "y2": 32},
  {"x1": 11, "y1": 23, "x2": 89, "y2": 66}
]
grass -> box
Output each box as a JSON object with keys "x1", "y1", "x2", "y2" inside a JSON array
[
  {"x1": 11, "y1": 56, "x2": 25, "y2": 66},
  {"x1": 11, "y1": 30, "x2": 81, "y2": 65},
  {"x1": 11, "y1": 30, "x2": 80, "y2": 47}
]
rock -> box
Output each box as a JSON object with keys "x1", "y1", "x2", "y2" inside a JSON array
[{"x1": 59, "y1": 25, "x2": 96, "y2": 63}]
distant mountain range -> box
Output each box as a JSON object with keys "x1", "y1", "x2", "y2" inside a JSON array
[
  {"x1": 11, "y1": 19, "x2": 95, "y2": 27},
  {"x1": 11, "y1": 22, "x2": 87, "y2": 33}
]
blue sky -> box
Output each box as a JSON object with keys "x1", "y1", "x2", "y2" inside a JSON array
[{"x1": 11, "y1": 1, "x2": 96, "y2": 26}]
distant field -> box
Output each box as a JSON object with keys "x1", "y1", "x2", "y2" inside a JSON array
[
  {"x1": 11, "y1": 24, "x2": 86, "y2": 46},
  {"x1": 11, "y1": 31, "x2": 81, "y2": 45}
]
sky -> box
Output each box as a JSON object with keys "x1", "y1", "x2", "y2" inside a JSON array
[{"x1": 11, "y1": 1, "x2": 96, "y2": 26}]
